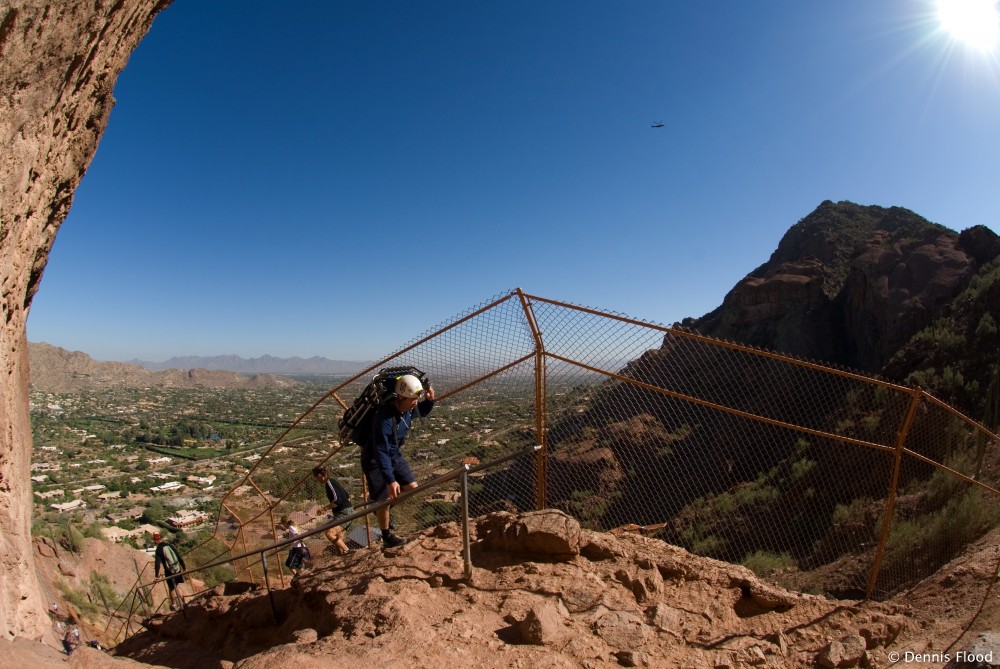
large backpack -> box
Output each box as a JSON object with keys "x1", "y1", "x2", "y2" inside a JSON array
[
  {"x1": 338, "y1": 366, "x2": 429, "y2": 447},
  {"x1": 162, "y1": 543, "x2": 182, "y2": 575}
]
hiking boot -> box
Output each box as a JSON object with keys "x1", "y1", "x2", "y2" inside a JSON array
[{"x1": 381, "y1": 531, "x2": 406, "y2": 548}]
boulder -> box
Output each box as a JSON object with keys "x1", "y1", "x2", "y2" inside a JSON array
[
  {"x1": 517, "y1": 604, "x2": 568, "y2": 646},
  {"x1": 817, "y1": 634, "x2": 867, "y2": 668},
  {"x1": 475, "y1": 509, "x2": 581, "y2": 559}
]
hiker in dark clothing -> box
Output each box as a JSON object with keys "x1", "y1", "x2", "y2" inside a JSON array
[
  {"x1": 312, "y1": 466, "x2": 354, "y2": 554},
  {"x1": 362, "y1": 374, "x2": 435, "y2": 548},
  {"x1": 61, "y1": 622, "x2": 80, "y2": 655},
  {"x1": 153, "y1": 532, "x2": 186, "y2": 611}
]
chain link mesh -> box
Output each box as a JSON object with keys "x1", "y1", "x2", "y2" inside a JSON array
[{"x1": 179, "y1": 288, "x2": 999, "y2": 606}]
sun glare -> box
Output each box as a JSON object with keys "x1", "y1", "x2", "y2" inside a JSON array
[{"x1": 936, "y1": 0, "x2": 1000, "y2": 50}]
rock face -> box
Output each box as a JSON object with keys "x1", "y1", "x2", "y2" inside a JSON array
[
  {"x1": 689, "y1": 201, "x2": 997, "y2": 373},
  {"x1": 0, "y1": 0, "x2": 171, "y2": 640}
]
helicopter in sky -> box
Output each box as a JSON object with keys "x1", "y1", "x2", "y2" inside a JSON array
[{"x1": 651, "y1": 120, "x2": 664, "y2": 128}]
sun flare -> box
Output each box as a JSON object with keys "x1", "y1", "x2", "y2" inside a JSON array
[{"x1": 936, "y1": 0, "x2": 1000, "y2": 50}]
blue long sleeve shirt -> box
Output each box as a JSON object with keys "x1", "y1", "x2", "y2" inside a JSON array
[{"x1": 369, "y1": 398, "x2": 435, "y2": 483}]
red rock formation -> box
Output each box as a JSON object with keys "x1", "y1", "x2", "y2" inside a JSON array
[
  {"x1": 691, "y1": 202, "x2": 985, "y2": 372},
  {"x1": 0, "y1": 0, "x2": 171, "y2": 641}
]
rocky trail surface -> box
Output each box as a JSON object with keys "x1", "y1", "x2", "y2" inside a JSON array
[{"x1": 16, "y1": 510, "x2": 1000, "y2": 669}]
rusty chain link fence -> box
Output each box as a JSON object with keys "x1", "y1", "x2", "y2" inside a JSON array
[{"x1": 156, "y1": 287, "x2": 999, "y2": 620}]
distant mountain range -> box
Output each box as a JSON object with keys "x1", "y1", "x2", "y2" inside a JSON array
[
  {"x1": 129, "y1": 354, "x2": 368, "y2": 376},
  {"x1": 32, "y1": 201, "x2": 1000, "y2": 406},
  {"x1": 28, "y1": 343, "x2": 304, "y2": 393}
]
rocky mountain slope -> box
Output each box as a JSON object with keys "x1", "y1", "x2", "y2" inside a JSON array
[
  {"x1": 28, "y1": 342, "x2": 300, "y2": 392},
  {"x1": 686, "y1": 201, "x2": 1000, "y2": 420},
  {"x1": 529, "y1": 202, "x2": 1000, "y2": 601},
  {"x1": 32, "y1": 510, "x2": 987, "y2": 669}
]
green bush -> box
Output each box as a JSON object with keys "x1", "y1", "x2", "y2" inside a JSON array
[
  {"x1": 689, "y1": 534, "x2": 725, "y2": 557},
  {"x1": 733, "y1": 483, "x2": 779, "y2": 507},
  {"x1": 141, "y1": 500, "x2": 172, "y2": 526},
  {"x1": 82, "y1": 522, "x2": 104, "y2": 539},
  {"x1": 88, "y1": 572, "x2": 122, "y2": 611},
  {"x1": 713, "y1": 492, "x2": 736, "y2": 514},
  {"x1": 942, "y1": 366, "x2": 966, "y2": 395},
  {"x1": 201, "y1": 564, "x2": 236, "y2": 589},
  {"x1": 741, "y1": 550, "x2": 796, "y2": 576},
  {"x1": 883, "y1": 487, "x2": 1000, "y2": 577},
  {"x1": 53, "y1": 521, "x2": 86, "y2": 554},
  {"x1": 832, "y1": 497, "x2": 871, "y2": 527},
  {"x1": 56, "y1": 581, "x2": 99, "y2": 619},
  {"x1": 976, "y1": 313, "x2": 998, "y2": 338}
]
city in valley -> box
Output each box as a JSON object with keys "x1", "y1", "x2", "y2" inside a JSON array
[{"x1": 29, "y1": 378, "x2": 537, "y2": 573}]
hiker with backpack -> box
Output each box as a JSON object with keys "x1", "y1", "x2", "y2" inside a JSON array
[
  {"x1": 153, "y1": 532, "x2": 186, "y2": 611},
  {"x1": 362, "y1": 374, "x2": 435, "y2": 548},
  {"x1": 279, "y1": 515, "x2": 310, "y2": 575},
  {"x1": 311, "y1": 466, "x2": 354, "y2": 555}
]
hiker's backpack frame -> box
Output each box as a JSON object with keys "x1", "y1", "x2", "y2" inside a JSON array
[{"x1": 337, "y1": 366, "x2": 430, "y2": 446}]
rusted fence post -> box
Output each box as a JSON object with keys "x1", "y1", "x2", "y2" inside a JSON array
[
  {"x1": 865, "y1": 387, "x2": 923, "y2": 599},
  {"x1": 517, "y1": 288, "x2": 547, "y2": 510}
]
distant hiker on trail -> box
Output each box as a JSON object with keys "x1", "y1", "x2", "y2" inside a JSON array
[
  {"x1": 362, "y1": 374, "x2": 435, "y2": 548},
  {"x1": 312, "y1": 465, "x2": 354, "y2": 555},
  {"x1": 280, "y1": 515, "x2": 310, "y2": 575},
  {"x1": 61, "y1": 621, "x2": 80, "y2": 655},
  {"x1": 153, "y1": 532, "x2": 186, "y2": 611}
]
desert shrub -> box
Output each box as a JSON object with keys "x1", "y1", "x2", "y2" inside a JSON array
[
  {"x1": 912, "y1": 323, "x2": 965, "y2": 350},
  {"x1": 54, "y1": 521, "x2": 85, "y2": 554},
  {"x1": 88, "y1": 572, "x2": 122, "y2": 611},
  {"x1": 976, "y1": 313, "x2": 998, "y2": 338},
  {"x1": 882, "y1": 487, "x2": 1000, "y2": 581},
  {"x1": 941, "y1": 366, "x2": 966, "y2": 395},
  {"x1": 790, "y1": 456, "x2": 816, "y2": 482},
  {"x1": 733, "y1": 482, "x2": 779, "y2": 507},
  {"x1": 202, "y1": 564, "x2": 236, "y2": 589},
  {"x1": 713, "y1": 492, "x2": 736, "y2": 514},
  {"x1": 56, "y1": 581, "x2": 99, "y2": 619},
  {"x1": 905, "y1": 368, "x2": 937, "y2": 388},
  {"x1": 566, "y1": 489, "x2": 612, "y2": 524},
  {"x1": 417, "y1": 500, "x2": 455, "y2": 527},
  {"x1": 81, "y1": 522, "x2": 104, "y2": 539},
  {"x1": 859, "y1": 414, "x2": 882, "y2": 437},
  {"x1": 741, "y1": 550, "x2": 796, "y2": 576},
  {"x1": 831, "y1": 497, "x2": 872, "y2": 527},
  {"x1": 31, "y1": 519, "x2": 49, "y2": 537},
  {"x1": 688, "y1": 534, "x2": 725, "y2": 557}
]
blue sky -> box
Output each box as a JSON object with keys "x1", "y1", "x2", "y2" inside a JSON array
[{"x1": 26, "y1": 0, "x2": 1000, "y2": 362}]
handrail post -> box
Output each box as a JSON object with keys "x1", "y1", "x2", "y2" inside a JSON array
[
  {"x1": 460, "y1": 465, "x2": 472, "y2": 580},
  {"x1": 261, "y1": 551, "x2": 279, "y2": 623},
  {"x1": 865, "y1": 387, "x2": 923, "y2": 599}
]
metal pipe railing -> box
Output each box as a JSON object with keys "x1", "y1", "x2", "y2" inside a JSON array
[{"x1": 135, "y1": 445, "x2": 541, "y2": 624}]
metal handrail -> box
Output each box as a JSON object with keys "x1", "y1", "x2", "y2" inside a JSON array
[{"x1": 129, "y1": 445, "x2": 541, "y2": 627}]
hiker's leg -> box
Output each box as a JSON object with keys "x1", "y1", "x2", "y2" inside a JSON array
[
  {"x1": 166, "y1": 582, "x2": 177, "y2": 609},
  {"x1": 376, "y1": 504, "x2": 391, "y2": 531},
  {"x1": 326, "y1": 525, "x2": 349, "y2": 554}
]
